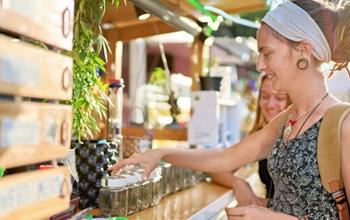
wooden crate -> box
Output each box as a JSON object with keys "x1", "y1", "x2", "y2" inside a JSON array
[
  {"x1": 0, "y1": 101, "x2": 72, "y2": 168},
  {"x1": 0, "y1": 167, "x2": 71, "y2": 220},
  {"x1": 0, "y1": 34, "x2": 73, "y2": 100},
  {"x1": 0, "y1": 0, "x2": 74, "y2": 50}
]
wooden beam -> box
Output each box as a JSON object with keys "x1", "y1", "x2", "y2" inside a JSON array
[
  {"x1": 104, "y1": 20, "x2": 178, "y2": 43},
  {"x1": 189, "y1": 36, "x2": 204, "y2": 91},
  {"x1": 223, "y1": 3, "x2": 266, "y2": 14}
]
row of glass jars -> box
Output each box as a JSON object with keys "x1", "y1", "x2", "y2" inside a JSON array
[{"x1": 99, "y1": 163, "x2": 203, "y2": 217}]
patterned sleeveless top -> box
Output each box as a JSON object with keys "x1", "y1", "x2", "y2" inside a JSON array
[{"x1": 267, "y1": 118, "x2": 338, "y2": 220}]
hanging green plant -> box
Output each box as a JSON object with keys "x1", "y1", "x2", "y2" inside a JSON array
[{"x1": 69, "y1": 0, "x2": 120, "y2": 142}]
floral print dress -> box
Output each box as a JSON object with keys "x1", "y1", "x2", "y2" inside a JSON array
[{"x1": 267, "y1": 119, "x2": 338, "y2": 220}]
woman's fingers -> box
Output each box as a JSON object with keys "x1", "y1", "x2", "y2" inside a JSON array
[
  {"x1": 225, "y1": 207, "x2": 246, "y2": 216},
  {"x1": 107, "y1": 158, "x2": 139, "y2": 173}
]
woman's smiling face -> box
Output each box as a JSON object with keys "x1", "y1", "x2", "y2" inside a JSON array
[{"x1": 256, "y1": 24, "x2": 299, "y2": 93}]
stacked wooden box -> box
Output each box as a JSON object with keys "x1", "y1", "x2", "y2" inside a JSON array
[{"x1": 0, "y1": 0, "x2": 74, "y2": 219}]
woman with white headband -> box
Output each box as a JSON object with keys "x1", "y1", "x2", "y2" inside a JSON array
[{"x1": 109, "y1": 0, "x2": 350, "y2": 219}]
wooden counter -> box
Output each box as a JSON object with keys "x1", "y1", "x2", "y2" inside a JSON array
[{"x1": 92, "y1": 182, "x2": 230, "y2": 220}]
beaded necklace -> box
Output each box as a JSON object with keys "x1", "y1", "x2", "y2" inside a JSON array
[{"x1": 283, "y1": 92, "x2": 329, "y2": 143}]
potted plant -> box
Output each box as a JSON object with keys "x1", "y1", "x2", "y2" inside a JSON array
[{"x1": 69, "y1": 0, "x2": 120, "y2": 208}]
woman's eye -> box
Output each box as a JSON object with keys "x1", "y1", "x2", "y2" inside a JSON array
[{"x1": 276, "y1": 95, "x2": 287, "y2": 101}]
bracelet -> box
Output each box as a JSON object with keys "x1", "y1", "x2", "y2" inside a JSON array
[{"x1": 298, "y1": 216, "x2": 308, "y2": 220}]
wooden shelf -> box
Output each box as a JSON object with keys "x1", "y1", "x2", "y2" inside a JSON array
[
  {"x1": 0, "y1": 101, "x2": 72, "y2": 168},
  {"x1": 0, "y1": 0, "x2": 74, "y2": 50},
  {"x1": 0, "y1": 34, "x2": 73, "y2": 100},
  {"x1": 0, "y1": 167, "x2": 71, "y2": 220},
  {"x1": 122, "y1": 126, "x2": 187, "y2": 141}
]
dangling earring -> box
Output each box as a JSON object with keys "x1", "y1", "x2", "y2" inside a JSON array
[{"x1": 297, "y1": 53, "x2": 309, "y2": 70}]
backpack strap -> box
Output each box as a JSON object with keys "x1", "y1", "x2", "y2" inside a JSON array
[
  {"x1": 318, "y1": 103, "x2": 350, "y2": 220},
  {"x1": 318, "y1": 103, "x2": 350, "y2": 192}
]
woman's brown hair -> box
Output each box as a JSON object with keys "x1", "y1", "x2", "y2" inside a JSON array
[
  {"x1": 292, "y1": 0, "x2": 350, "y2": 76},
  {"x1": 263, "y1": 0, "x2": 350, "y2": 76}
]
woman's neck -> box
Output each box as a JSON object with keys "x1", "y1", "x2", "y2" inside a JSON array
[{"x1": 288, "y1": 73, "x2": 328, "y2": 115}]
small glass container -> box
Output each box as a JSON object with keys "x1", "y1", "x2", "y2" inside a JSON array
[
  {"x1": 151, "y1": 177, "x2": 161, "y2": 206},
  {"x1": 188, "y1": 169, "x2": 196, "y2": 187},
  {"x1": 124, "y1": 173, "x2": 140, "y2": 215},
  {"x1": 182, "y1": 168, "x2": 190, "y2": 189},
  {"x1": 160, "y1": 162, "x2": 171, "y2": 197},
  {"x1": 172, "y1": 166, "x2": 184, "y2": 192},
  {"x1": 149, "y1": 167, "x2": 162, "y2": 206},
  {"x1": 99, "y1": 176, "x2": 128, "y2": 216},
  {"x1": 169, "y1": 165, "x2": 177, "y2": 193},
  {"x1": 135, "y1": 169, "x2": 150, "y2": 211}
]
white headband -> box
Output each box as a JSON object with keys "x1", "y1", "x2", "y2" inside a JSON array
[{"x1": 262, "y1": 1, "x2": 331, "y2": 62}]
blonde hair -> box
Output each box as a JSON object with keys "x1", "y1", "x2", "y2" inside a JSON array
[{"x1": 249, "y1": 75, "x2": 292, "y2": 135}]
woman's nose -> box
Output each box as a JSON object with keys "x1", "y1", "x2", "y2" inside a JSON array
[
  {"x1": 267, "y1": 98, "x2": 277, "y2": 109},
  {"x1": 256, "y1": 55, "x2": 266, "y2": 72}
]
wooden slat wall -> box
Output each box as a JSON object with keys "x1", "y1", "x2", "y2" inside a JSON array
[
  {"x1": 0, "y1": 34, "x2": 73, "y2": 100},
  {"x1": 0, "y1": 0, "x2": 74, "y2": 218},
  {"x1": 0, "y1": 101, "x2": 72, "y2": 168},
  {"x1": 0, "y1": 168, "x2": 71, "y2": 220},
  {"x1": 0, "y1": 0, "x2": 74, "y2": 50}
]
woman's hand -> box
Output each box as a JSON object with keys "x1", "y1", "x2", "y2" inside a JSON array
[
  {"x1": 225, "y1": 205, "x2": 297, "y2": 220},
  {"x1": 232, "y1": 178, "x2": 266, "y2": 207},
  {"x1": 108, "y1": 149, "x2": 163, "y2": 179}
]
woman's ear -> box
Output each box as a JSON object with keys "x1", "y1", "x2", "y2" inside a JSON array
[{"x1": 296, "y1": 41, "x2": 313, "y2": 58}]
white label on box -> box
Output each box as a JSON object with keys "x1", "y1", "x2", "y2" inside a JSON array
[
  {"x1": 0, "y1": 174, "x2": 64, "y2": 215},
  {"x1": 0, "y1": 118, "x2": 40, "y2": 147},
  {"x1": 0, "y1": 56, "x2": 39, "y2": 87}
]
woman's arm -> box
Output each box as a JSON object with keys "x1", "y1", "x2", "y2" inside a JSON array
[
  {"x1": 210, "y1": 171, "x2": 238, "y2": 188},
  {"x1": 162, "y1": 113, "x2": 282, "y2": 173},
  {"x1": 341, "y1": 113, "x2": 350, "y2": 202},
  {"x1": 210, "y1": 171, "x2": 266, "y2": 206},
  {"x1": 110, "y1": 109, "x2": 285, "y2": 177},
  {"x1": 225, "y1": 206, "x2": 298, "y2": 220}
]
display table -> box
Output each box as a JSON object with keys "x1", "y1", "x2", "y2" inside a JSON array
[{"x1": 91, "y1": 182, "x2": 231, "y2": 220}]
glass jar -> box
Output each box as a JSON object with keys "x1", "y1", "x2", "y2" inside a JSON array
[
  {"x1": 99, "y1": 176, "x2": 128, "y2": 216},
  {"x1": 150, "y1": 177, "x2": 161, "y2": 206},
  {"x1": 135, "y1": 169, "x2": 150, "y2": 211},
  {"x1": 172, "y1": 166, "x2": 183, "y2": 192},
  {"x1": 149, "y1": 167, "x2": 162, "y2": 206},
  {"x1": 160, "y1": 162, "x2": 171, "y2": 197},
  {"x1": 124, "y1": 173, "x2": 139, "y2": 215}
]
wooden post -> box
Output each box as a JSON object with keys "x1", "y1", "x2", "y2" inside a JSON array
[{"x1": 189, "y1": 35, "x2": 204, "y2": 91}]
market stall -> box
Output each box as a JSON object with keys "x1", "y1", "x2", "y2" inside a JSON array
[{"x1": 0, "y1": 0, "x2": 266, "y2": 219}]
